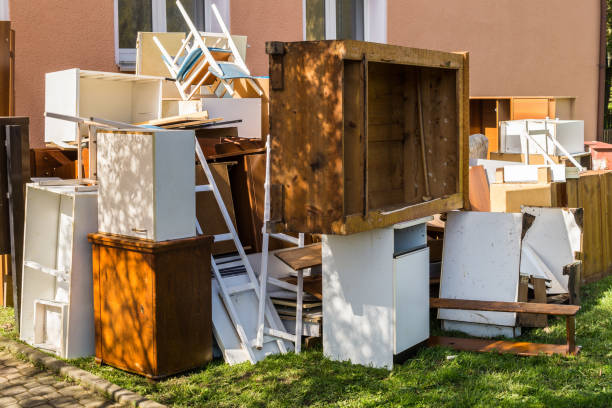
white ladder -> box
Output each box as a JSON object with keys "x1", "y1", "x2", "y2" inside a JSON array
[
  {"x1": 255, "y1": 140, "x2": 308, "y2": 353},
  {"x1": 194, "y1": 138, "x2": 294, "y2": 364}
]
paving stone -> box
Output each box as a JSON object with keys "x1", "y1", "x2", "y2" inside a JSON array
[
  {"x1": 2, "y1": 384, "x2": 28, "y2": 396},
  {"x1": 17, "y1": 395, "x2": 48, "y2": 407},
  {"x1": 0, "y1": 395, "x2": 17, "y2": 405},
  {"x1": 28, "y1": 385, "x2": 57, "y2": 396}
]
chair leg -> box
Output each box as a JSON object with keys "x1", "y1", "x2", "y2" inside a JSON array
[
  {"x1": 295, "y1": 269, "x2": 303, "y2": 353},
  {"x1": 247, "y1": 77, "x2": 264, "y2": 96},
  {"x1": 566, "y1": 316, "x2": 576, "y2": 355}
]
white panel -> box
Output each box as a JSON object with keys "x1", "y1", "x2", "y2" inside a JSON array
[
  {"x1": 97, "y1": 131, "x2": 155, "y2": 240},
  {"x1": 503, "y1": 165, "x2": 565, "y2": 183},
  {"x1": 472, "y1": 159, "x2": 521, "y2": 185},
  {"x1": 131, "y1": 80, "x2": 163, "y2": 124},
  {"x1": 521, "y1": 207, "x2": 582, "y2": 295},
  {"x1": 442, "y1": 320, "x2": 521, "y2": 338},
  {"x1": 79, "y1": 77, "x2": 133, "y2": 124},
  {"x1": 0, "y1": 0, "x2": 9, "y2": 20},
  {"x1": 439, "y1": 212, "x2": 522, "y2": 330},
  {"x1": 202, "y1": 98, "x2": 262, "y2": 139},
  {"x1": 45, "y1": 69, "x2": 79, "y2": 145},
  {"x1": 553, "y1": 120, "x2": 584, "y2": 154},
  {"x1": 394, "y1": 247, "x2": 429, "y2": 353},
  {"x1": 322, "y1": 228, "x2": 394, "y2": 369},
  {"x1": 154, "y1": 131, "x2": 196, "y2": 241}
]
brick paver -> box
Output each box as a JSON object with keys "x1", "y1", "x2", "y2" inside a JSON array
[{"x1": 0, "y1": 351, "x2": 121, "y2": 408}]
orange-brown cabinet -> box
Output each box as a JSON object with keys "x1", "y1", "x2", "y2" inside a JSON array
[{"x1": 88, "y1": 233, "x2": 213, "y2": 379}]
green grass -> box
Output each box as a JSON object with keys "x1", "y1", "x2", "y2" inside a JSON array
[{"x1": 3, "y1": 277, "x2": 612, "y2": 407}]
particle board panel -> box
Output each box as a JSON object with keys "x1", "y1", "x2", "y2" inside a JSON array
[
  {"x1": 439, "y1": 212, "x2": 522, "y2": 329},
  {"x1": 468, "y1": 165, "x2": 490, "y2": 211},
  {"x1": 489, "y1": 182, "x2": 561, "y2": 213}
]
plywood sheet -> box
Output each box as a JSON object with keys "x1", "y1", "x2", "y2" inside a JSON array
[{"x1": 439, "y1": 211, "x2": 522, "y2": 328}]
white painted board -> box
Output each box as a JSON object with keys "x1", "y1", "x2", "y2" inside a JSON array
[
  {"x1": 520, "y1": 206, "x2": 582, "y2": 294},
  {"x1": 500, "y1": 119, "x2": 585, "y2": 156},
  {"x1": 439, "y1": 211, "x2": 522, "y2": 330},
  {"x1": 503, "y1": 164, "x2": 566, "y2": 183},
  {"x1": 202, "y1": 98, "x2": 261, "y2": 139},
  {"x1": 471, "y1": 159, "x2": 521, "y2": 185}
]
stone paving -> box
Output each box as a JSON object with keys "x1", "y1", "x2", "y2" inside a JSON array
[{"x1": 0, "y1": 350, "x2": 122, "y2": 408}]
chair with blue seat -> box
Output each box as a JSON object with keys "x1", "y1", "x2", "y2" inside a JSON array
[{"x1": 154, "y1": 0, "x2": 262, "y2": 100}]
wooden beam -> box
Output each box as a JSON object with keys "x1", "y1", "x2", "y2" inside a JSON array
[
  {"x1": 428, "y1": 336, "x2": 580, "y2": 357},
  {"x1": 430, "y1": 297, "x2": 579, "y2": 316}
]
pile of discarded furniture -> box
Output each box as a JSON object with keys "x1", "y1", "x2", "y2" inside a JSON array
[{"x1": 1, "y1": 0, "x2": 606, "y2": 377}]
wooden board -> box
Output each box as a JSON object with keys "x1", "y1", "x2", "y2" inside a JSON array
[
  {"x1": 0, "y1": 254, "x2": 11, "y2": 307},
  {"x1": 428, "y1": 336, "x2": 579, "y2": 356},
  {"x1": 468, "y1": 165, "x2": 490, "y2": 211},
  {"x1": 431, "y1": 297, "x2": 578, "y2": 316},
  {"x1": 489, "y1": 182, "x2": 562, "y2": 213},
  {"x1": 267, "y1": 40, "x2": 468, "y2": 235},
  {"x1": 274, "y1": 243, "x2": 322, "y2": 271}
]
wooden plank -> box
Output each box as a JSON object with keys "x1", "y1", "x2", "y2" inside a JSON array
[
  {"x1": 274, "y1": 243, "x2": 322, "y2": 271},
  {"x1": 489, "y1": 182, "x2": 556, "y2": 213},
  {"x1": 0, "y1": 254, "x2": 11, "y2": 306},
  {"x1": 468, "y1": 165, "x2": 490, "y2": 211},
  {"x1": 580, "y1": 172, "x2": 604, "y2": 280},
  {"x1": 600, "y1": 172, "x2": 612, "y2": 277},
  {"x1": 430, "y1": 297, "x2": 579, "y2": 316},
  {"x1": 519, "y1": 277, "x2": 548, "y2": 328},
  {"x1": 282, "y1": 275, "x2": 322, "y2": 300},
  {"x1": 428, "y1": 336, "x2": 580, "y2": 356}
]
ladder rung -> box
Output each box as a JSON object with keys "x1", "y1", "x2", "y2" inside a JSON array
[
  {"x1": 217, "y1": 259, "x2": 244, "y2": 270},
  {"x1": 249, "y1": 335, "x2": 285, "y2": 348},
  {"x1": 264, "y1": 327, "x2": 296, "y2": 343},
  {"x1": 195, "y1": 184, "x2": 212, "y2": 192},
  {"x1": 214, "y1": 233, "x2": 233, "y2": 242},
  {"x1": 226, "y1": 282, "x2": 255, "y2": 295},
  {"x1": 527, "y1": 129, "x2": 548, "y2": 135}
]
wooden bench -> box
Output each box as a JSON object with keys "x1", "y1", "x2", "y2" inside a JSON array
[{"x1": 429, "y1": 298, "x2": 580, "y2": 356}]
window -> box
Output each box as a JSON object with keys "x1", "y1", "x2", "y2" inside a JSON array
[
  {"x1": 114, "y1": 0, "x2": 228, "y2": 71},
  {"x1": 303, "y1": 0, "x2": 386, "y2": 43}
]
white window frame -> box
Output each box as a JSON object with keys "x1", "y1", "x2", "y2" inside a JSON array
[
  {"x1": 114, "y1": 0, "x2": 230, "y2": 70},
  {"x1": 302, "y1": 0, "x2": 386, "y2": 43}
]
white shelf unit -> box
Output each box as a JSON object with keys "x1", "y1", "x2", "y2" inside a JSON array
[
  {"x1": 96, "y1": 129, "x2": 196, "y2": 242},
  {"x1": 19, "y1": 184, "x2": 98, "y2": 358},
  {"x1": 322, "y1": 217, "x2": 431, "y2": 370},
  {"x1": 45, "y1": 68, "x2": 164, "y2": 145}
]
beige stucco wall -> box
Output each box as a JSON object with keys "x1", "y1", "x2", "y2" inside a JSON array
[
  {"x1": 10, "y1": 0, "x2": 117, "y2": 147},
  {"x1": 231, "y1": 0, "x2": 303, "y2": 77},
  {"x1": 388, "y1": 0, "x2": 602, "y2": 140}
]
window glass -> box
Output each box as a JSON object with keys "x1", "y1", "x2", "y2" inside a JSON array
[
  {"x1": 306, "y1": 0, "x2": 325, "y2": 41},
  {"x1": 336, "y1": 0, "x2": 363, "y2": 40},
  {"x1": 166, "y1": 0, "x2": 205, "y2": 32},
  {"x1": 118, "y1": 0, "x2": 152, "y2": 48}
]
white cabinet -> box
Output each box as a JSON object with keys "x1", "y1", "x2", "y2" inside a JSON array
[
  {"x1": 45, "y1": 69, "x2": 163, "y2": 144},
  {"x1": 322, "y1": 217, "x2": 431, "y2": 369},
  {"x1": 500, "y1": 119, "x2": 584, "y2": 155},
  {"x1": 96, "y1": 129, "x2": 196, "y2": 241},
  {"x1": 19, "y1": 184, "x2": 98, "y2": 358}
]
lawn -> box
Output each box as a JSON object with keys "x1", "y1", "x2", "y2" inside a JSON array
[{"x1": 2, "y1": 277, "x2": 612, "y2": 407}]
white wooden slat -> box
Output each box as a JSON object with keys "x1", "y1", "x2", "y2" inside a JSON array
[
  {"x1": 270, "y1": 233, "x2": 299, "y2": 245},
  {"x1": 214, "y1": 233, "x2": 233, "y2": 242},
  {"x1": 268, "y1": 277, "x2": 298, "y2": 292},
  {"x1": 227, "y1": 282, "x2": 255, "y2": 295},
  {"x1": 195, "y1": 184, "x2": 212, "y2": 192}
]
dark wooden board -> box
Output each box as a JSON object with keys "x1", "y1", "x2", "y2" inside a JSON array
[
  {"x1": 428, "y1": 336, "x2": 580, "y2": 357},
  {"x1": 430, "y1": 297, "x2": 579, "y2": 316}
]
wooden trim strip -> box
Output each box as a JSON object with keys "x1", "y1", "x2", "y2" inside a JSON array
[{"x1": 430, "y1": 297, "x2": 579, "y2": 316}]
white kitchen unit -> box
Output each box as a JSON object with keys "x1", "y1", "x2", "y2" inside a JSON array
[
  {"x1": 499, "y1": 119, "x2": 584, "y2": 156},
  {"x1": 202, "y1": 98, "x2": 262, "y2": 139},
  {"x1": 20, "y1": 184, "x2": 98, "y2": 358},
  {"x1": 45, "y1": 69, "x2": 163, "y2": 145},
  {"x1": 439, "y1": 211, "x2": 523, "y2": 338},
  {"x1": 322, "y1": 217, "x2": 431, "y2": 370},
  {"x1": 96, "y1": 129, "x2": 196, "y2": 242}
]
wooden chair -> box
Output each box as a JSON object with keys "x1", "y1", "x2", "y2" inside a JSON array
[{"x1": 429, "y1": 297, "x2": 580, "y2": 356}]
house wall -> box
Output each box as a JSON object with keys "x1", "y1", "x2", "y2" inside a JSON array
[
  {"x1": 10, "y1": 0, "x2": 117, "y2": 147},
  {"x1": 230, "y1": 0, "x2": 303, "y2": 77},
  {"x1": 388, "y1": 0, "x2": 602, "y2": 140}
]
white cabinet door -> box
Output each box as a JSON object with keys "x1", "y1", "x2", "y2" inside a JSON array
[{"x1": 393, "y1": 247, "x2": 429, "y2": 354}]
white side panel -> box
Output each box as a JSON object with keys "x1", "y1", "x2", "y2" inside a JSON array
[
  {"x1": 520, "y1": 207, "x2": 581, "y2": 295},
  {"x1": 442, "y1": 320, "x2": 521, "y2": 339},
  {"x1": 393, "y1": 247, "x2": 429, "y2": 354},
  {"x1": 554, "y1": 120, "x2": 585, "y2": 155},
  {"x1": 202, "y1": 98, "x2": 262, "y2": 139},
  {"x1": 65, "y1": 193, "x2": 98, "y2": 358},
  {"x1": 472, "y1": 159, "x2": 521, "y2": 185},
  {"x1": 154, "y1": 131, "x2": 196, "y2": 241},
  {"x1": 97, "y1": 132, "x2": 155, "y2": 240},
  {"x1": 439, "y1": 212, "x2": 522, "y2": 329},
  {"x1": 45, "y1": 69, "x2": 79, "y2": 144},
  {"x1": 503, "y1": 165, "x2": 565, "y2": 183},
  {"x1": 322, "y1": 228, "x2": 394, "y2": 370}
]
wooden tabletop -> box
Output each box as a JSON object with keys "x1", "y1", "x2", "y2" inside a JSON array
[{"x1": 275, "y1": 243, "x2": 322, "y2": 271}]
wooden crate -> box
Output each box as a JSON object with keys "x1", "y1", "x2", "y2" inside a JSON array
[
  {"x1": 89, "y1": 233, "x2": 213, "y2": 379},
  {"x1": 266, "y1": 40, "x2": 469, "y2": 235}
]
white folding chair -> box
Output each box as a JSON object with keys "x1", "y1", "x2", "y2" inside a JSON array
[{"x1": 153, "y1": 1, "x2": 262, "y2": 100}]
